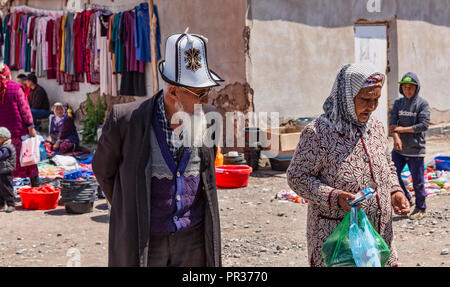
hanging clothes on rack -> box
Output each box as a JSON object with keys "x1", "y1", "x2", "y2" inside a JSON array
[
  {"x1": 19, "y1": 14, "x2": 28, "y2": 69},
  {"x1": 35, "y1": 16, "x2": 48, "y2": 78},
  {"x1": 29, "y1": 15, "x2": 37, "y2": 72},
  {"x1": 63, "y1": 12, "x2": 75, "y2": 75},
  {"x1": 111, "y1": 12, "x2": 123, "y2": 74},
  {"x1": 59, "y1": 13, "x2": 67, "y2": 73},
  {"x1": 46, "y1": 19, "x2": 57, "y2": 79},
  {"x1": 86, "y1": 12, "x2": 100, "y2": 84},
  {"x1": 0, "y1": 15, "x2": 3, "y2": 61},
  {"x1": 98, "y1": 11, "x2": 116, "y2": 97},
  {"x1": 40, "y1": 17, "x2": 50, "y2": 72},
  {"x1": 82, "y1": 10, "x2": 94, "y2": 83},
  {"x1": 9, "y1": 13, "x2": 17, "y2": 69},
  {"x1": 24, "y1": 15, "x2": 33, "y2": 72},
  {"x1": 3, "y1": 14, "x2": 10, "y2": 65},
  {"x1": 108, "y1": 13, "x2": 118, "y2": 95},
  {"x1": 3, "y1": 3, "x2": 162, "y2": 96},
  {"x1": 73, "y1": 12, "x2": 83, "y2": 75},
  {"x1": 119, "y1": 10, "x2": 146, "y2": 96},
  {"x1": 134, "y1": 3, "x2": 161, "y2": 63},
  {"x1": 134, "y1": 2, "x2": 150, "y2": 63},
  {"x1": 108, "y1": 13, "x2": 114, "y2": 73}
]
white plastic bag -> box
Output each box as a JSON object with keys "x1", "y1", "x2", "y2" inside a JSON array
[{"x1": 20, "y1": 135, "x2": 44, "y2": 167}]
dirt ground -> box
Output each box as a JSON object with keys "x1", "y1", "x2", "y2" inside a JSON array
[{"x1": 0, "y1": 135, "x2": 449, "y2": 267}]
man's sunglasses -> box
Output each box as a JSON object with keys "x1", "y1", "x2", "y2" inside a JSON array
[{"x1": 181, "y1": 86, "x2": 211, "y2": 100}]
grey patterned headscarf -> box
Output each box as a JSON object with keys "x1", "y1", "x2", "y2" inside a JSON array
[{"x1": 322, "y1": 63, "x2": 385, "y2": 140}]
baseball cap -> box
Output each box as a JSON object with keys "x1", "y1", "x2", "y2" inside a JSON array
[{"x1": 398, "y1": 76, "x2": 418, "y2": 86}]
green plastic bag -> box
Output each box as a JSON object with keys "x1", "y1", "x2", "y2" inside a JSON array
[{"x1": 321, "y1": 209, "x2": 391, "y2": 267}]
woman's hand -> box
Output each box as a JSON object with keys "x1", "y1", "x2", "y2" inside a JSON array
[
  {"x1": 28, "y1": 126, "x2": 37, "y2": 138},
  {"x1": 391, "y1": 191, "x2": 410, "y2": 216},
  {"x1": 338, "y1": 191, "x2": 356, "y2": 211}
]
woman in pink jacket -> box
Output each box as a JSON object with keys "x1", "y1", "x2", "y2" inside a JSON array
[{"x1": 0, "y1": 64, "x2": 40, "y2": 186}]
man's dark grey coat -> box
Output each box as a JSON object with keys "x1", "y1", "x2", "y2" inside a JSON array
[{"x1": 92, "y1": 91, "x2": 221, "y2": 267}]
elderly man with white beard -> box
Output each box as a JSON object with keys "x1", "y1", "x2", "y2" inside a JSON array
[{"x1": 93, "y1": 30, "x2": 224, "y2": 267}]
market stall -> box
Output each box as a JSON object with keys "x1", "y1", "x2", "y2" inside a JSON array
[{"x1": 1, "y1": 1, "x2": 161, "y2": 95}]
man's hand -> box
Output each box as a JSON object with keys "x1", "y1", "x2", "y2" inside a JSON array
[
  {"x1": 338, "y1": 191, "x2": 356, "y2": 211},
  {"x1": 393, "y1": 126, "x2": 415, "y2": 134},
  {"x1": 28, "y1": 126, "x2": 37, "y2": 138},
  {"x1": 391, "y1": 191, "x2": 410, "y2": 216},
  {"x1": 54, "y1": 141, "x2": 60, "y2": 151},
  {"x1": 392, "y1": 131, "x2": 402, "y2": 151},
  {"x1": 389, "y1": 125, "x2": 398, "y2": 134},
  {"x1": 393, "y1": 126, "x2": 403, "y2": 133},
  {"x1": 394, "y1": 137, "x2": 402, "y2": 151}
]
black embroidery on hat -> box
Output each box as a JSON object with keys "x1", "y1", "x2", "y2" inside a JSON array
[{"x1": 184, "y1": 48, "x2": 202, "y2": 72}]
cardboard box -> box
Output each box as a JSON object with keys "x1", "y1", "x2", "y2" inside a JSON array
[{"x1": 261, "y1": 127, "x2": 302, "y2": 152}]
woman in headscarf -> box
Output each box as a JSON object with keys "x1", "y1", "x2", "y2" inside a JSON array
[
  {"x1": 44, "y1": 102, "x2": 80, "y2": 154},
  {"x1": 0, "y1": 64, "x2": 40, "y2": 187},
  {"x1": 287, "y1": 63, "x2": 410, "y2": 267}
]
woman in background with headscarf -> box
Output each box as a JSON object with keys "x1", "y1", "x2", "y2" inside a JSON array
[
  {"x1": 44, "y1": 102, "x2": 79, "y2": 154},
  {"x1": 0, "y1": 64, "x2": 40, "y2": 187},
  {"x1": 287, "y1": 63, "x2": 410, "y2": 267}
]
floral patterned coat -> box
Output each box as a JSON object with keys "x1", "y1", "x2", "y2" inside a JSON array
[{"x1": 287, "y1": 116, "x2": 402, "y2": 267}]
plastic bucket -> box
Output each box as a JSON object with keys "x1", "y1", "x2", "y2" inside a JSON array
[
  {"x1": 215, "y1": 165, "x2": 252, "y2": 188},
  {"x1": 244, "y1": 148, "x2": 261, "y2": 172},
  {"x1": 19, "y1": 185, "x2": 60, "y2": 210},
  {"x1": 435, "y1": 156, "x2": 450, "y2": 171},
  {"x1": 269, "y1": 158, "x2": 292, "y2": 171},
  {"x1": 60, "y1": 178, "x2": 98, "y2": 203},
  {"x1": 65, "y1": 201, "x2": 94, "y2": 214}
]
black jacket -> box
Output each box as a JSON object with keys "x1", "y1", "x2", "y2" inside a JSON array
[{"x1": 28, "y1": 85, "x2": 50, "y2": 110}]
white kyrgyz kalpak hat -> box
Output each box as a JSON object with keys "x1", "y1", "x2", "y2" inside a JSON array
[{"x1": 159, "y1": 28, "x2": 224, "y2": 88}]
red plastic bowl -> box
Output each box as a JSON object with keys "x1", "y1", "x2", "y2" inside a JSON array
[
  {"x1": 215, "y1": 165, "x2": 253, "y2": 188},
  {"x1": 19, "y1": 186, "x2": 60, "y2": 210}
]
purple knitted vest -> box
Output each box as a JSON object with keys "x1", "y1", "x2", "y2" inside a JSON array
[{"x1": 148, "y1": 111, "x2": 205, "y2": 235}]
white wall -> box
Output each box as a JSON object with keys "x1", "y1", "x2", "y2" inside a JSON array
[
  {"x1": 247, "y1": 20, "x2": 354, "y2": 119},
  {"x1": 396, "y1": 20, "x2": 450, "y2": 122},
  {"x1": 247, "y1": 0, "x2": 450, "y2": 123}
]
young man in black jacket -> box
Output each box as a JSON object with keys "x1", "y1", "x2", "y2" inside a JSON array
[
  {"x1": 25, "y1": 73, "x2": 50, "y2": 131},
  {"x1": 390, "y1": 73, "x2": 430, "y2": 220}
]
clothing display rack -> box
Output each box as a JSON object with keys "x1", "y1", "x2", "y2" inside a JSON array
[
  {"x1": 11, "y1": 5, "x2": 74, "y2": 15},
  {"x1": 3, "y1": 1, "x2": 161, "y2": 95},
  {"x1": 85, "y1": 2, "x2": 140, "y2": 13}
]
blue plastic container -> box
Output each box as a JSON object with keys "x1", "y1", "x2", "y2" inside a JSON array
[
  {"x1": 39, "y1": 143, "x2": 47, "y2": 161},
  {"x1": 63, "y1": 170, "x2": 83, "y2": 180},
  {"x1": 435, "y1": 156, "x2": 450, "y2": 171}
]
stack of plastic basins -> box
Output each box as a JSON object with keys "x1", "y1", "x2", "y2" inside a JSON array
[{"x1": 60, "y1": 174, "x2": 98, "y2": 214}]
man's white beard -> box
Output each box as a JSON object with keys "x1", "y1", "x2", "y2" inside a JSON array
[{"x1": 174, "y1": 101, "x2": 207, "y2": 148}]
